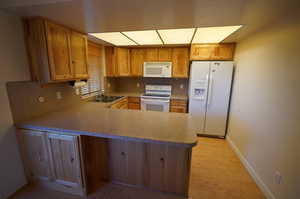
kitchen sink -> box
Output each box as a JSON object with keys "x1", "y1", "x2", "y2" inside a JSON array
[{"x1": 94, "y1": 95, "x2": 123, "y2": 103}]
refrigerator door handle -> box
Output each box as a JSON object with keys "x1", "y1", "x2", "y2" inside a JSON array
[{"x1": 207, "y1": 73, "x2": 213, "y2": 106}]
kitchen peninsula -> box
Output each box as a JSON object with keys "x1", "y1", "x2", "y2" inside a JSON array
[{"x1": 16, "y1": 102, "x2": 198, "y2": 198}]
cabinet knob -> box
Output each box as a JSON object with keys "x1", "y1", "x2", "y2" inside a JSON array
[
  {"x1": 160, "y1": 157, "x2": 164, "y2": 162},
  {"x1": 70, "y1": 157, "x2": 74, "y2": 163},
  {"x1": 121, "y1": 152, "x2": 125, "y2": 156}
]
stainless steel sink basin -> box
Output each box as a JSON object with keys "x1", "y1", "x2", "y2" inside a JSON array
[{"x1": 94, "y1": 95, "x2": 123, "y2": 103}]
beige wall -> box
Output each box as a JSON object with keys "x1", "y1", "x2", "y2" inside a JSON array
[
  {"x1": 228, "y1": 13, "x2": 300, "y2": 199},
  {"x1": 0, "y1": 11, "x2": 30, "y2": 198}
]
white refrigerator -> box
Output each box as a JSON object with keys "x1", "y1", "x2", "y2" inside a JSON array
[{"x1": 189, "y1": 61, "x2": 233, "y2": 137}]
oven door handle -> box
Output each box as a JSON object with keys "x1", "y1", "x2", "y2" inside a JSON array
[{"x1": 141, "y1": 98, "x2": 170, "y2": 103}]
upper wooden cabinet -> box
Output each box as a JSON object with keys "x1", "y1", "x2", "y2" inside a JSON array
[
  {"x1": 115, "y1": 48, "x2": 131, "y2": 76},
  {"x1": 130, "y1": 49, "x2": 144, "y2": 76},
  {"x1": 45, "y1": 21, "x2": 73, "y2": 80},
  {"x1": 104, "y1": 46, "x2": 116, "y2": 77},
  {"x1": 144, "y1": 48, "x2": 158, "y2": 61},
  {"x1": 190, "y1": 43, "x2": 235, "y2": 61},
  {"x1": 158, "y1": 48, "x2": 172, "y2": 61},
  {"x1": 172, "y1": 48, "x2": 189, "y2": 78},
  {"x1": 24, "y1": 18, "x2": 89, "y2": 83},
  {"x1": 70, "y1": 31, "x2": 89, "y2": 79},
  {"x1": 104, "y1": 47, "x2": 189, "y2": 78}
]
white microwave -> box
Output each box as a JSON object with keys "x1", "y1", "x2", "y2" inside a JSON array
[{"x1": 143, "y1": 62, "x2": 172, "y2": 78}]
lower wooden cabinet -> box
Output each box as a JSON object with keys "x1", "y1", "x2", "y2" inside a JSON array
[
  {"x1": 17, "y1": 129, "x2": 85, "y2": 196},
  {"x1": 110, "y1": 97, "x2": 141, "y2": 110},
  {"x1": 170, "y1": 99, "x2": 188, "y2": 113},
  {"x1": 18, "y1": 130, "x2": 192, "y2": 197},
  {"x1": 20, "y1": 130, "x2": 51, "y2": 181},
  {"x1": 47, "y1": 134, "x2": 83, "y2": 188},
  {"x1": 108, "y1": 139, "x2": 191, "y2": 196}
]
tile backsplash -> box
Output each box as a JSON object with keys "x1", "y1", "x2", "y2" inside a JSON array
[
  {"x1": 6, "y1": 81, "x2": 82, "y2": 123},
  {"x1": 105, "y1": 77, "x2": 189, "y2": 96}
]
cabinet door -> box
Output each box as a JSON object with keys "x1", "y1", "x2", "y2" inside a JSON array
[
  {"x1": 211, "y1": 43, "x2": 235, "y2": 60},
  {"x1": 45, "y1": 21, "x2": 73, "y2": 80},
  {"x1": 130, "y1": 48, "x2": 144, "y2": 76},
  {"x1": 144, "y1": 48, "x2": 158, "y2": 61},
  {"x1": 108, "y1": 139, "x2": 145, "y2": 185},
  {"x1": 190, "y1": 44, "x2": 215, "y2": 60},
  {"x1": 105, "y1": 46, "x2": 116, "y2": 76},
  {"x1": 70, "y1": 31, "x2": 89, "y2": 79},
  {"x1": 21, "y1": 130, "x2": 50, "y2": 180},
  {"x1": 115, "y1": 48, "x2": 131, "y2": 76},
  {"x1": 146, "y1": 143, "x2": 191, "y2": 195},
  {"x1": 158, "y1": 48, "x2": 172, "y2": 61},
  {"x1": 47, "y1": 134, "x2": 82, "y2": 187},
  {"x1": 172, "y1": 47, "x2": 189, "y2": 78},
  {"x1": 108, "y1": 139, "x2": 128, "y2": 183}
]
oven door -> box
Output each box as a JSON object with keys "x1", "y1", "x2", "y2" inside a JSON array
[{"x1": 141, "y1": 98, "x2": 170, "y2": 112}]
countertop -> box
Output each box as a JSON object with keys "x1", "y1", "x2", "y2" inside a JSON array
[
  {"x1": 17, "y1": 102, "x2": 198, "y2": 147},
  {"x1": 105, "y1": 92, "x2": 188, "y2": 100}
]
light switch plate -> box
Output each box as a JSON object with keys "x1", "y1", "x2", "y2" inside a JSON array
[{"x1": 56, "y1": 92, "x2": 62, "y2": 100}]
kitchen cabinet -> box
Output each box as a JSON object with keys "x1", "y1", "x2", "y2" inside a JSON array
[
  {"x1": 170, "y1": 99, "x2": 188, "y2": 113},
  {"x1": 211, "y1": 43, "x2": 235, "y2": 60},
  {"x1": 172, "y1": 48, "x2": 190, "y2": 78},
  {"x1": 130, "y1": 49, "x2": 144, "y2": 76},
  {"x1": 158, "y1": 48, "x2": 172, "y2": 61},
  {"x1": 71, "y1": 31, "x2": 89, "y2": 79},
  {"x1": 47, "y1": 134, "x2": 83, "y2": 188},
  {"x1": 110, "y1": 97, "x2": 128, "y2": 109},
  {"x1": 45, "y1": 21, "x2": 73, "y2": 80},
  {"x1": 104, "y1": 46, "x2": 116, "y2": 77},
  {"x1": 146, "y1": 143, "x2": 191, "y2": 195},
  {"x1": 18, "y1": 130, "x2": 50, "y2": 181},
  {"x1": 144, "y1": 48, "x2": 158, "y2": 61},
  {"x1": 108, "y1": 139, "x2": 145, "y2": 185},
  {"x1": 115, "y1": 48, "x2": 131, "y2": 76},
  {"x1": 24, "y1": 18, "x2": 89, "y2": 82},
  {"x1": 190, "y1": 43, "x2": 235, "y2": 61},
  {"x1": 128, "y1": 97, "x2": 141, "y2": 110},
  {"x1": 17, "y1": 129, "x2": 85, "y2": 196}
]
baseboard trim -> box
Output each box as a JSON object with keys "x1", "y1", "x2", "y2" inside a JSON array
[{"x1": 226, "y1": 135, "x2": 276, "y2": 199}]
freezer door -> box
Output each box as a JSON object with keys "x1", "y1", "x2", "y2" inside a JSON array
[
  {"x1": 188, "y1": 61, "x2": 210, "y2": 132},
  {"x1": 204, "y1": 61, "x2": 233, "y2": 137}
]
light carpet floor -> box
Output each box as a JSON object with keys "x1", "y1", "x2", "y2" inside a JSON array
[{"x1": 10, "y1": 137, "x2": 266, "y2": 199}]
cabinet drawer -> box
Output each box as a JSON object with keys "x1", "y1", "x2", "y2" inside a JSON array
[
  {"x1": 128, "y1": 103, "x2": 140, "y2": 110},
  {"x1": 128, "y1": 97, "x2": 140, "y2": 103},
  {"x1": 170, "y1": 106, "x2": 187, "y2": 113},
  {"x1": 170, "y1": 99, "x2": 187, "y2": 106}
]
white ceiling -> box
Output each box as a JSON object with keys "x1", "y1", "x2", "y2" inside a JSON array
[{"x1": 1, "y1": 0, "x2": 299, "y2": 44}]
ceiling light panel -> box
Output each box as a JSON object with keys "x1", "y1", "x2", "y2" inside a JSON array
[
  {"x1": 123, "y1": 30, "x2": 162, "y2": 45},
  {"x1": 89, "y1": 32, "x2": 137, "y2": 46},
  {"x1": 158, "y1": 28, "x2": 195, "y2": 44},
  {"x1": 192, "y1": 25, "x2": 242, "y2": 43}
]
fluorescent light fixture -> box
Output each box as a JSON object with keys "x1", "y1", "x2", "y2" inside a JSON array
[
  {"x1": 89, "y1": 32, "x2": 137, "y2": 46},
  {"x1": 192, "y1": 25, "x2": 242, "y2": 43},
  {"x1": 123, "y1": 30, "x2": 162, "y2": 45},
  {"x1": 158, "y1": 28, "x2": 195, "y2": 44}
]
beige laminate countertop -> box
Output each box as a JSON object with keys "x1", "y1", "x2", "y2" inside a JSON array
[
  {"x1": 105, "y1": 92, "x2": 188, "y2": 100},
  {"x1": 17, "y1": 102, "x2": 198, "y2": 147}
]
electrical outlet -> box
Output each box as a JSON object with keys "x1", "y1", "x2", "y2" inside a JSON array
[
  {"x1": 137, "y1": 83, "x2": 140, "y2": 88},
  {"x1": 75, "y1": 88, "x2": 80, "y2": 95},
  {"x1": 107, "y1": 83, "x2": 111, "y2": 88},
  {"x1": 274, "y1": 171, "x2": 282, "y2": 185},
  {"x1": 56, "y1": 92, "x2": 62, "y2": 100},
  {"x1": 180, "y1": 84, "x2": 184, "y2": 89},
  {"x1": 38, "y1": 96, "x2": 45, "y2": 103}
]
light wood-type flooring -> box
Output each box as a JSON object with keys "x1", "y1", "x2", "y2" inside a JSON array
[{"x1": 10, "y1": 137, "x2": 265, "y2": 199}]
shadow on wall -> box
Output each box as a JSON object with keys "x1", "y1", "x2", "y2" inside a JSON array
[{"x1": 0, "y1": 125, "x2": 26, "y2": 198}]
